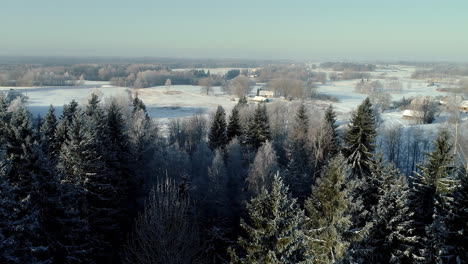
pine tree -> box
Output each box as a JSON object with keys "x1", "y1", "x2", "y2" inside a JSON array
[
  {"x1": 286, "y1": 103, "x2": 313, "y2": 199},
  {"x1": 304, "y1": 155, "x2": 351, "y2": 264},
  {"x1": 244, "y1": 103, "x2": 270, "y2": 149},
  {"x1": 208, "y1": 105, "x2": 228, "y2": 150},
  {"x1": 324, "y1": 104, "x2": 339, "y2": 157},
  {"x1": 343, "y1": 97, "x2": 376, "y2": 179},
  {"x1": 229, "y1": 173, "x2": 313, "y2": 264},
  {"x1": 227, "y1": 106, "x2": 242, "y2": 141},
  {"x1": 409, "y1": 130, "x2": 456, "y2": 263}
]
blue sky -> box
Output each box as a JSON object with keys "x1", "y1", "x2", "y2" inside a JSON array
[{"x1": 1, "y1": 0, "x2": 467, "y2": 61}]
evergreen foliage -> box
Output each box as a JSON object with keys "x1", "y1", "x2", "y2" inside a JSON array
[
  {"x1": 208, "y1": 105, "x2": 228, "y2": 150},
  {"x1": 304, "y1": 155, "x2": 351, "y2": 264},
  {"x1": 230, "y1": 173, "x2": 313, "y2": 264}
]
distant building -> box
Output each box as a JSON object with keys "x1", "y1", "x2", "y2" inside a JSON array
[
  {"x1": 250, "y1": 96, "x2": 268, "y2": 103},
  {"x1": 402, "y1": 109, "x2": 423, "y2": 119},
  {"x1": 259, "y1": 90, "x2": 274, "y2": 98},
  {"x1": 459, "y1": 100, "x2": 468, "y2": 112}
]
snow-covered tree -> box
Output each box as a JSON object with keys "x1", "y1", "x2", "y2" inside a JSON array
[
  {"x1": 343, "y1": 97, "x2": 376, "y2": 179},
  {"x1": 246, "y1": 141, "x2": 278, "y2": 195},
  {"x1": 208, "y1": 105, "x2": 228, "y2": 150},
  {"x1": 244, "y1": 103, "x2": 270, "y2": 149},
  {"x1": 285, "y1": 103, "x2": 313, "y2": 199},
  {"x1": 347, "y1": 164, "x2": 416, "y2": 263},
  {"x1": 409, "y1": 130, "x2": 456, "y2": 263},
  {"x1": 229, "y1": 173, "x2": 313, "y2": 263},
  {"x1": 125, "y1": 179, "x2": 201, "y2": 264},
  {"x1": 304, "y1": 155, "x2": 351, "y2": 264},
  {"x1": 227, "y1": 106, "x2": 242, "y2": 142}
]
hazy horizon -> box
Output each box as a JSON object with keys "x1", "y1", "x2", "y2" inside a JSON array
[{"x1": 2, "y1": 0, "x2": 468, "y2": 61}]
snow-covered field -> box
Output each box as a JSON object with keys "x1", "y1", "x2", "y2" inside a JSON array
[{"x1": 0, "y1": 65, "x2": 465, "y2": 129}]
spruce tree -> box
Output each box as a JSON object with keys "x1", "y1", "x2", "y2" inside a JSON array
[
  {"x1": 286, "y1": 103, "x2": 312, "y2": 199},
  {"x1": 324, "y1": 104, "x2": 339, "y2": 157},
  {"x1": 227, "y1": 106, "x2": 242, "y2": 141},
  {"x1": 409, "y1": 130, "x2": 455, "y2": 263},
  {"x1": 343, "y1": 97, "x2": 376, "y2": 179},
  {"x1": 237, "y1": 96, "x2": 248, "y2": 106},
  {"x1": 347, "y1": 164, "x2": 416, "y2": 263},
  {"x1": 208, "y1": 105, "x2": 228, "y2": 149},
  {"x1": 244, "y1": 103, "x2": 270, "y2": 149},
  {"x1": 442, "y1": 170, "x2": 468, "y2": 263},
  {"x1": 304, "y1": 155, "x2": 351, "y2": 264},
  {"x1": 0, "y1": 147, "x2": 19, "y2": 264},
  {"x1": 40, "y1": 105, "x2": 58, "y2": 158},
  {"x1": 229, "y1": 173, "x2": 313, "y2": 264}
]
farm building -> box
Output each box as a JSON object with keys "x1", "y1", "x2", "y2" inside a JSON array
[
  {"x1": 459, "y1": 100, "x2": 468, "y2": 112},
  {"x1": 402, "y1": 109, "x2": 423, "y2": 120},
  {"x1": 259, "y1": 90, "x2": 274, "y2": 98},
  {"x1": 250, "y1": 96, "x2": 268, "y2": 103}
]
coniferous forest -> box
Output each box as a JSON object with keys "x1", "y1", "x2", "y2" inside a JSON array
[{"x1": 0, "y1": 94, "x2": 467, "y2": 264}]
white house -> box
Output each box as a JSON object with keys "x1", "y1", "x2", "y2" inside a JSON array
[
  {"x1": 259, "y1": 90, "x2": 274, "y2": 98},
  {"x1": 402, "y1": 109, "x2": 423, "y2": 119},
  {"x1": 250, "y1": 96, "x2": 268, "y2": 103}
]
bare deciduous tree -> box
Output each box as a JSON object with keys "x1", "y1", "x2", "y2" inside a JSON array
[
  {"x1": 199, "y1": 77, "x2": 213, "y2": 95},
  {"x1": 124, "y1": 179, "x2": 200, "y2": 264},
  {"x1": 246, "y1": 141, "x2": 278, "y2": 195}
]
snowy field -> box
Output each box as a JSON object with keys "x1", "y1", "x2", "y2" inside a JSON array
[{"x1": 0, "y1": 65, "x2": 465, "y2": 130}]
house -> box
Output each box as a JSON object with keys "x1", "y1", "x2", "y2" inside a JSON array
[
  {"x1": 402, "y1": 109, "x2": 423, "y2": 120},
  {"x1": 459, "y1": 100, "x2": 468, "y2": 112},
  {"x1": 259, "y1": 90, "x2": 274, "y2": 98},
  {"x1": 250, "y1": 96, "x2": 268, "y2": 103}
]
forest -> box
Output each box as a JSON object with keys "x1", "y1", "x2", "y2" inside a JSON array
[{"x1": 0, "y1": 91, "x2": 467, "y2": 264}]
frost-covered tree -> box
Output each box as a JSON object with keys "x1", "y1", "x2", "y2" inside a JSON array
[
  {"x1": 208, "y1": 105, "x2": 228, "y2": 150},
  {"x1": 124, "y1": 179, "x2": 201, "y2": 264},
  {"x1": 40, "y1": 105, "x2": 58, "y2": 159},
  {"x1": 324, "y1": 104, "x2": 339, "y2": 157},
  {"x1": 347, "y1": 164, "x2": 416, "y2": 263},
  {"x1": 442, "y1": 170, "x2": 468, "y2": 263},
  {"x1": 229, "y1": 174, "x2": 313, "y2": 264},
  {"x1": 409, "y1": 130, "x2": 456, "y2": 263},
  {"x1": 227, "y1": 106, "x2": 242, "y2": 141},
  {"x1": 244, "y1": 103, "x2": 270, "y2": 149},
  {"x1": 304, "y1": 155, "x2": 351, "y2": 264},
  {"x1": 246, "y1": 141, "x2": 278, "y2": 195},
  {"x1": 343, "y1": 97, "x2": 376, "y2": 179},
  {"x1": 285, "y1": 103, "x2": 313, "y2": 199}
]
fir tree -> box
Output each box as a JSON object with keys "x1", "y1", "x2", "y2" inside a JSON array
[
  {"x1": 347, "y1": 164, "x2": 416, "y2": 263},
  {"x1": 304, "y1": 155, "x2": 351, "y2": 264},
  {"x1": 229, "y1": 173, "x2": 313, "y2": 264},
  {"x1": 0, "y1": 147, "x2": 19, "y2": 264},
  {"x1": 40, "y1": 105, "x2": 58, "y2": 158},
  {"x1": 409, "y1": 130, "x2": 456, "y2": 263},
  {"x1": 324, "y1": 104, "x2": 339, "y2": 157},
  {"x1": 286, "y1": 103, "x2": 313, "y2": 199},
  {"x1": 244, "y1": 103, "x2": 270, "y2": 149},
  {"x1": 442, "y1": 170, "x2": 468, "y2": 263},
  {"x1": 227, "y1": 106, "x2": 242, "y2": 141},
  {"x1": 208, "y1": 105, "x2": 228, "y2": 150},
  {"x1": 343, "y1": 97, "x2": 376, "y2": 179}
]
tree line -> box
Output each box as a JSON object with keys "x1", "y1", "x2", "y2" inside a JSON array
[{"x1": 0, "y1": 94, "x2": 467, "y2": 263}]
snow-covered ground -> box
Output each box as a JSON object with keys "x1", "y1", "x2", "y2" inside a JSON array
[{"x1": 0, "y1": 65, "x2": 465, "y2": 129}]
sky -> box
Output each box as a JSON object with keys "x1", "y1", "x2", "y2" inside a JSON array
[{"x1": 1, "y1": 0, "x2": 467, "y2": 61}]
